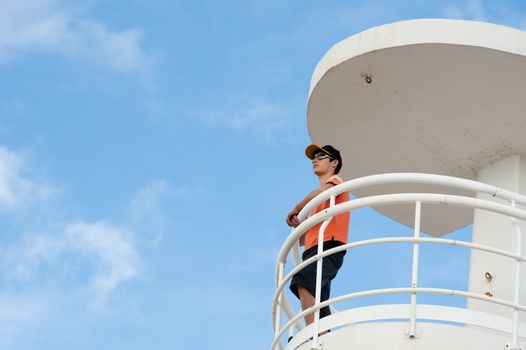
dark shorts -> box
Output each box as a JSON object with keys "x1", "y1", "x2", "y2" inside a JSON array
[{"x1": 289, "y1": 239, "x2": 345, "y2": 319}]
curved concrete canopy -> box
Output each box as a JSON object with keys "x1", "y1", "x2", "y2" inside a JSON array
[{"x1": 307, "y1": 19, "x2": 526, "y2": 235}]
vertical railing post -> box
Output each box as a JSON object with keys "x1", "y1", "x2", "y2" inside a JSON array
[
  {"x1": 288, "y1": 327, "x2": 294, "y2": 345},
  {"x1": 274, "y1": 261, "x2": 285, "y2": 349},
  {"x1": 409, "y1": 200, "x2": 422, "y2": 338},
  {"x1": 510, "y1": 200, "x2": 521, "y2": 350},
  {"x1": 310, "y1": 195, "x2": 336, "y2": 350}
]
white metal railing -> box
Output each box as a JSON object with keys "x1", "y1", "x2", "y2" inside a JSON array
[{"x1": 271, "y1": 173, "x2": 526, "y2": 350}]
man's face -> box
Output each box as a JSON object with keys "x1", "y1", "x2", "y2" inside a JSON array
[{"x1": 312, "y1": 152, "x2": 333, "y2": 176}]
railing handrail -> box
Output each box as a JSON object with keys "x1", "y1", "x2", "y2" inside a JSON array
[
  {"x1": 277, "y1": 192, "x2": 526, "y2": 267},
  {"x1": 296, "y1": 173, "x2": 526, "y2": 223},
  {"x1": 286, "y1": 173, "x2": 526, "y2": 271},
  {"x1": 272, "y1": 173, "x2": 526, "y2": 350}
]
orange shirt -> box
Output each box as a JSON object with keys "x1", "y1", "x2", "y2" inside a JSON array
[{"x1": 303, "y1": 175, "x2": 350, "y2": 250}]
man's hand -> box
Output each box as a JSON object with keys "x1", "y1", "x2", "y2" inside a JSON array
[
  {"x1": 286, "y1": 209, "x2": 301, "y2": 227},
  {"x1": 286, "y1": 188, "x2": 325, "y2": 228}
]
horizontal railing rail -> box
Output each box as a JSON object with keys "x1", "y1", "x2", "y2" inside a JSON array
[
  {"x1": 296, "y1": 173, "x2": 526, "y2": 224},
  {"x1": 272, "y1": 173, "x2": 526, "y2": 350},
  {"x1": 276, "y1": 193, "x2": 526, "y2": 269},
  {"x1": 272, "y1": 236, "x2": 526, "y2": 328}
]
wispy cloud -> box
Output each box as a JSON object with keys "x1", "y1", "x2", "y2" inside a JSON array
[
  {"x1": 226, "y1": 228, "x2": 282, "y2": 273},
  {"x1": 0, "y1": 145, "x2": 152, "y2": 313},
  {"x1": 0, "y1": 159, "x2": 171, "y2": 349},
  {"x1": 442, "y1": 0, "x2": 526, "y2": 30},
  {"x1": 195, "y1": 98, "x2": 303, "y2": 142},
  {"x1": 0, "y1": 147, "x2": 59, "y2": 211},
  {"x1": 1, "y1": 221, "x2": 140, "y2": 309},
  {"x1": 0, "y1": 290, "x2": 55, "y2": 348},
  {"x1": 126, "y1": 180, "x2": 178, "y2": 245},
  {"x1": 173, "y1": 185, "x2": 207, "y2": 199},
  {"x1": 0, "y1": 0, "x2": 156, "y2": 74},
  {"x1": 66, "y1": 221, "x2": 139, "y2": 307},
  {"x1": 444, "y1": 0, "x2": 486, "y2": 21}
]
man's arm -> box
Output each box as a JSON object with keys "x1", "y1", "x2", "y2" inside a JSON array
[
  {"x1": 286, "y1": 188, "x2": 322, "y2": 227},
  {"x1": 286, "y1": 181, "x2": 336, "y2": 228}
]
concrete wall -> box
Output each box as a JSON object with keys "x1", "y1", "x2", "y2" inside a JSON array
[{"x1": 468, "y1": 155, "x2": 526, "y2": 319}]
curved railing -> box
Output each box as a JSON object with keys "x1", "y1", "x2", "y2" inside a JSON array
[{"x1": 271, "y1": 173, "x2": 526, "y2": 350}]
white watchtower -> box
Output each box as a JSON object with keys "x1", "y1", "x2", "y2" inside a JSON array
[{"x1": 271, "y1": 19, "x2": 526, "y2": 350}]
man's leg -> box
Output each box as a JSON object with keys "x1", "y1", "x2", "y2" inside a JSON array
[
  {"x1": 297, "y1": 285, "x2": 315, "y2": 325},
  {"x1": 297, "y1": 285, "x2": 331, "y2": 337}
]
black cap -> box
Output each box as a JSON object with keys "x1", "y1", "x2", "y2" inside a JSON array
[{"x1": 305, "y1": 144, "x2": 343, "y2": 173}]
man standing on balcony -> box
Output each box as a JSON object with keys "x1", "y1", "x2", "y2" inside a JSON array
[{"x1": 286, "y1": 144, "x2": 350, "y2": 326}]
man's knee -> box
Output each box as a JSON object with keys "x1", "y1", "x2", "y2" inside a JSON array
[{"x1": 297, "y1": 285, "x2": 313, "y2": 298}]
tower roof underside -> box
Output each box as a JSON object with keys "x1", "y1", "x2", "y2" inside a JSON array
[{"x1": 307, "y1": 19, "x2": 526, "y2": 235}]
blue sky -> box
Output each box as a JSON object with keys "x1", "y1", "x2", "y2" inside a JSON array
[{"x1": 1, "y1": 1, "x2": 526, "y2": 349}]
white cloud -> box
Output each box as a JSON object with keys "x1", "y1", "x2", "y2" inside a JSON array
[
  {"x1": 173, "y1": 184, "x2": 207, "y2": 199},
  {"x1": 196, "y1": 99, "x2": 302, "y2": 142},
  {"x1": 65, "y1": 221, "x2": 139, "y2": 307},
  {"x1": 444, "y1": 0, "x2": 486, "y2": 21},
  {"x1": 127, "y1": 180, "x2": 171, "y2": 245},
  {"x1": 0, "y1": 0, "x2": 155, "y2": 74},
  {"x1": 0, "y1": 147, "x2": 59, "y2": 211},
  {"x1": 0, "y1": 290, "x2": 55, "y2": 348},
  {"x1": 2, "y1": 233, "x2": 61, "y2": 282},
  {"x1": 0, "y1": 292, "x2": 49, "y2": 324},
  {"x1": 0, "y1": 144, "x2": 145, "y2": 312},
  {"x1": 126, "y1": 180, "x2": 207, "y2": 245},
  {"x1": 128, "y1": 180, "x2": 169, "y2": 223},
  {"x1": 442, "y1": 0, "x2": 526, "y2": 29},
  {"x1": 440, "y1": 1, "x2": 526, "y2": 41},
  {"x1": 0, "y1": 220, "x2": 139, "y2": 308},
  {"x1": 77, "y1": 21, "x2": 154, "y2": 74},
  {"x1": 467, "y1": 0, "x2": 486, "y2": 21}
]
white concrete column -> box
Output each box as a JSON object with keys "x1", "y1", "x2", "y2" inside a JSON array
[{"x1": 468, "y1": 155, "x2": 526, "y2": 318}]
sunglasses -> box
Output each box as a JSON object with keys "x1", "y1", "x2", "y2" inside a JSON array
[{"x1": 313, "y1": 153, "x2": 332, "y2": 161}]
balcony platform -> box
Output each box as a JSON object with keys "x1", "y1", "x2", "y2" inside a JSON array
[{"x1": 289, "y1": 304, "x2": 526, "y2": 350}]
